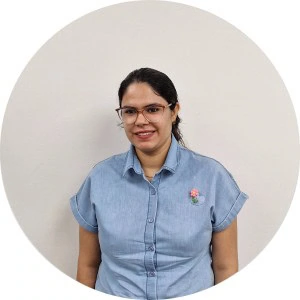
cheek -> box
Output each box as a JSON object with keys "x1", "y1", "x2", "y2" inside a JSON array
[
  {"x1": 123, "y1": 126, "x2": 133, "y2": 139},
  {"x1": 158, "y1": 119, "x2": 173, "y2": 135},
  {"x1": 166, "y1": 114, "x2": 175, "y2": 128}
]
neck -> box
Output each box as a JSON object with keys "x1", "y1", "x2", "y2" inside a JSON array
[{"x1": 135, "y1": 137, "x2": 172, "y2": 176}]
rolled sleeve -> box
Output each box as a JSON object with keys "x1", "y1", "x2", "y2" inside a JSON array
[
  {"x1": 212, "y1": 191, "x2": 248, "y2": 232},
  {"x1": 70, "y1": 176, "x2": 98, "y2": 233},
  {"x1": 211, "y1": 164, "x2": 249, "y2": 232}
]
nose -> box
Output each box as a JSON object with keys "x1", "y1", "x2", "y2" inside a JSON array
[{"x1": 134, "y1": 110, "x2": 149, "y2": 125}]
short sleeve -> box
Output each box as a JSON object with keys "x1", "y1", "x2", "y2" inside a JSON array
[
  {"x1": 211, "y1": 164, "x2": 249, "y2": 232},
  {"x1": 70, "y1": 175, "x2": 98, "y2": 233}
]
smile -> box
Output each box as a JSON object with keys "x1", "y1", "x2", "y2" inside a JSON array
[
  {"x1": 135, "y1": 131, "x2": 156, "y2": 138},
  {"x1": 137, "y1": 132, "x2": 153, "y2": 136}
]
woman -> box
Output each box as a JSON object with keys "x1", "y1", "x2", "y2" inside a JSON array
[{"x1": 70, "y1": 68, "x2": 249, "y2": 299}]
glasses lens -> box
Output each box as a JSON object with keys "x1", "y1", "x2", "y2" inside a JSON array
[
  {"x1": 120, "y1": 108, "x2": 137, "y2": 124},
  {"x1": 143, "y1": 106, "x2": 164, "y2": 123}
]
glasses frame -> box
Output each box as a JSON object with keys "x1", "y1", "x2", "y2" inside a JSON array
[{"x1": 115, "y1": 103, "x2": 172, "y2": 125}]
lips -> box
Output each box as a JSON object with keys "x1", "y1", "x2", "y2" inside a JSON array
[
  {"x1": 135, "y1": 130, "x2": 155, "y2": 136},
  {"x1": 134, "y1": 130, "x2": 156, "y2": 140}
]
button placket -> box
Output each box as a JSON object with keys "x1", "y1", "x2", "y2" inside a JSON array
[
  {"x1": 144, "y1": 179, "x2": 160, "y2": 300},
  {"x1": 148, "y1": 245, "x2": 155, "y2": 251}
]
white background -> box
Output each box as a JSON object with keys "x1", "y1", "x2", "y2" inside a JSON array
[{"x1": 0, "y1": 1, "x2": 299, "y2": 299}]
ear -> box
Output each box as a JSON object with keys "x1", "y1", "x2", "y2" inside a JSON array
[{"x1": 171, "y1": 102, "x2": 180, "y2": 123}]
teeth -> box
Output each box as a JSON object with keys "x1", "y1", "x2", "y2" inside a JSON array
[{"x1": 138, "y1": 132, "x2": 153, "y2": 136}]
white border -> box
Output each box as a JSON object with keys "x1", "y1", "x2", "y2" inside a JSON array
[{"x1": 0, "y1": 1, "x2": 299, "y2": 299}]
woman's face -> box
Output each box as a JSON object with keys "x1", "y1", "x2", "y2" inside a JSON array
[{"x1": 121, "y1": 82, "x2": 179, "y2": 156}]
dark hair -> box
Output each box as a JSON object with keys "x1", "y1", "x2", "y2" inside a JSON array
[{"x1": 118, "y1": 67, "x2": 185, "y2": 147}]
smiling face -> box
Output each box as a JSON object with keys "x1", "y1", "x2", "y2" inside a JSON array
[{"x1": 121, "y1": 82, "x2": 179, "y2": 156}]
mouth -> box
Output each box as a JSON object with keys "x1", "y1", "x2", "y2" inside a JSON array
[{"x1": 134, "y1": 130, "x2": 156, "y2": 138}]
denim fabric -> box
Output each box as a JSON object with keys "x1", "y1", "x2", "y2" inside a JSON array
[{"x1": 70, "y1": 134, "x2": 249, "y2": 299}]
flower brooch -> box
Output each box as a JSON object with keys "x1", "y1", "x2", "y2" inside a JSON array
[{"x1": 189, "y1": 188, "x2": 205, "y2": 205}]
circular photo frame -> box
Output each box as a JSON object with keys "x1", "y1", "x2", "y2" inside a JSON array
[{"x1": 1, "y1": 1, "x2": 299, "y2": 299}]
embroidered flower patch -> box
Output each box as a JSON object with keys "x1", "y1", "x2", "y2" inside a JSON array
[
  {"x1": 189, "y1": 188, "x2": 205, "y2": 205},
  {"x1": 190, "y1": 188, "x2": 199, "y2": 203}
]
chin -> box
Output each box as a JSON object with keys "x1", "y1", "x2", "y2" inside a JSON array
[{"x1": 133, "y1": 141, "x2": 157, "y2": 152}]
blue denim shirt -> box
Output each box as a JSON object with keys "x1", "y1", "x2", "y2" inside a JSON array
[{"x1": 70, "y1": 134, "x2": 248, "y2": 299}]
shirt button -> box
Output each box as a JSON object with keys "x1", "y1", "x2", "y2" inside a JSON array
[
  {"x1": 148, "y1": 245, "x2": 155, "y2": 251},
  {"x1": 148, "y1": 272, "x2": 156, "y2": 277},
  {"x1": 148, "y1": 218, "x2": 154, "y2": 223},
  {"x1": 151, "y1": 189, "x2": 156, "y2": 195}
]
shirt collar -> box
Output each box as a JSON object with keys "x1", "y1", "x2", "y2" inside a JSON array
[{"x1": 122, "y1": 133, "x2": 180, "y2": 176}]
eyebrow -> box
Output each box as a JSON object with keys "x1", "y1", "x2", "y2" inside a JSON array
[{"x1": 121, "y1": 103, "x2": 163, "y2": 109}]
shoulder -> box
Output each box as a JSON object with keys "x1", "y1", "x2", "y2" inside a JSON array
[
  {"x1": 179, "y1": 146, "x2": 241, "y2": 192},
  {"x1": 179, "y1": 146, "x2": 238, "y2": 182},
  {"x1": 87, "y1": 150, "x2": 128, "y2": 178},
  {"x1": 179, "y1": 146, "x2": 226, "y2": 171}
]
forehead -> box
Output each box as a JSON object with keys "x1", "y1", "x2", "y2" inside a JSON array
[{"x1": 121, "y1": 82, "x2": 167, "y2": 107}]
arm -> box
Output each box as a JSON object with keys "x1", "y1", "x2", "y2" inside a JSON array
[
  {"x1": 76, "y1": 226, "x2": 101, "y2": 288},
  {"x1": 211, "y1": 218, "x2": 238, "y2": 285}
]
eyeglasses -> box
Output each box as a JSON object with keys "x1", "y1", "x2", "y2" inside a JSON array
[{"x1": 115, "y1": 103, "x2": 172, "y2": 125}]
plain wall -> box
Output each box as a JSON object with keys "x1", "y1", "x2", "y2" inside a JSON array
[{"x1": 1, "y1": 1, "x2": 299, "y2": 283}]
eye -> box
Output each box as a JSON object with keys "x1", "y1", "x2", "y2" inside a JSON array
[
  {"x1": 146, "y1": 106, "x2": 161, "y2": 113},
  {"x1": 123, "y1": 108, "x2": 136, "y2": 115}
]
